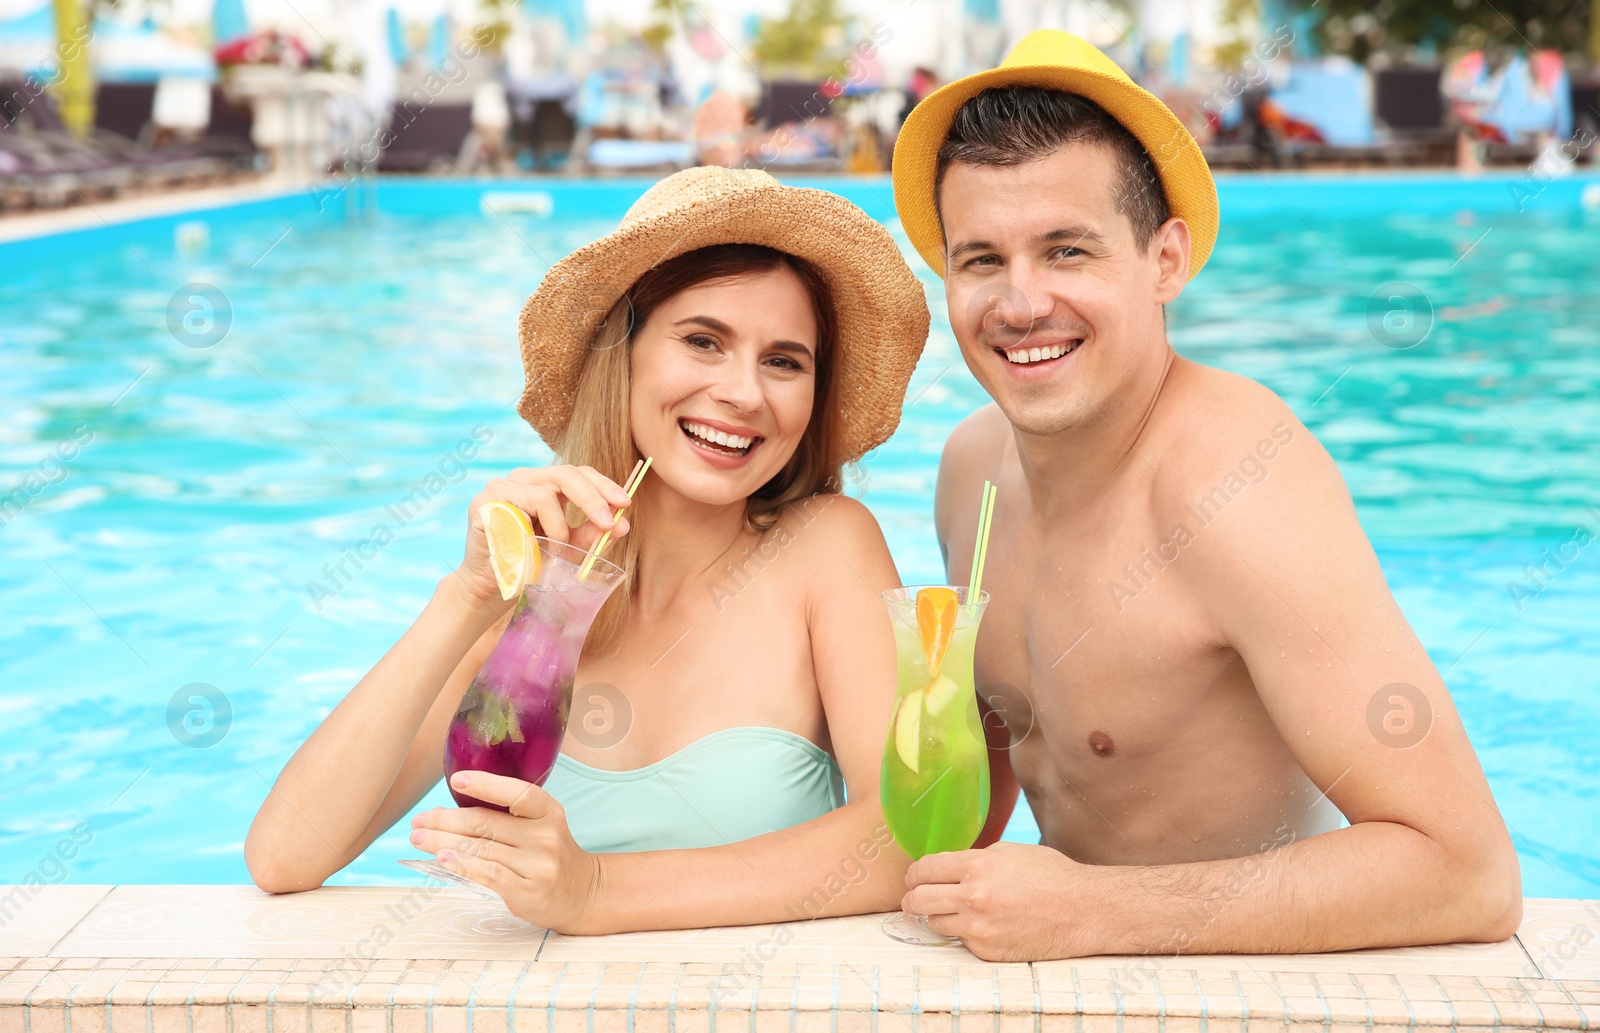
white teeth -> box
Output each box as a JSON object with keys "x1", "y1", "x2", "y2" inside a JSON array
[
  {"x1": 682, "y1": 420, "x2": 753, "y2": 450},
  {"x1": 1003, "y1": 341, "x2": 1078, "y2": 364}
]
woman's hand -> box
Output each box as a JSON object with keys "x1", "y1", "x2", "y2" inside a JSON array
[
  {"x1": 410, "y1": 770, "x2": 606, "y2": 933},
  {"x1": 454, "y1": 465, "x2": 635, "y2": 609}
]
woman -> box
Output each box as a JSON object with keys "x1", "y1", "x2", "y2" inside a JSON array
[{"x1": 245, "y1": 167, "x2": 933, "y2": 935}]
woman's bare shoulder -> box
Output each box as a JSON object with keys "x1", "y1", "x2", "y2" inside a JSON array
[
  {"x1": 771, "y1": 492, "x2": 888, "y2": 555},
  {"x1": 770, "y1": 494, "x2": 899, "y2": 609}
]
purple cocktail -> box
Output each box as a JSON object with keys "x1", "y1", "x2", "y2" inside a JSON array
[{"x1": 444, "y1": 536, "x2": 625, "y2": 809}]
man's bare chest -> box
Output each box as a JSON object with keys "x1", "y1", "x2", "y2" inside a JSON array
[{"x1": 969, "y1": 528, "x2": 1233, "y2": 765}]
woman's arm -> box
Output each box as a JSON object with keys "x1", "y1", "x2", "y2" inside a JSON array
[
  {"x1": 417, "y1": 495, "x2": 912, "y2": 932},
  {"x1": 245, "y1": 464, "x2": 633, "y2": 892},
  {"x1": 244, "y1": 575, "x2": 509, "y2": 892}
]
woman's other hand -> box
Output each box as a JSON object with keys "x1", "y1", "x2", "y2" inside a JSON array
[
  {"x1": 455, "y1": 465, "x2": 635, "y2": 608},
  {"x1": 409, "y1": 771, "x2": 605, "y2": 933}
]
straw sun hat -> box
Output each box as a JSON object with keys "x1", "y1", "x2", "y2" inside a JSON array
[
  {"x1": 516, "y1": 167, "x2": 931, "y2": 466},
  {"x1": 892, "y1": 29, "x2": 1220, "y2": 280}
]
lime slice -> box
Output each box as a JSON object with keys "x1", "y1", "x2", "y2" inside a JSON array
[
  {"x1": 893, "y1": 689, "x2": 924, "y2": 773},
  {"x1": 479, "y1": 501, "x2": 539, "y2": 599}
]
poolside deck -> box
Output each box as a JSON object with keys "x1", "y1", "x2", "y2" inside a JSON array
[{"x1": 4, "y1": 887, "x2": 1598, "y2": 1032}]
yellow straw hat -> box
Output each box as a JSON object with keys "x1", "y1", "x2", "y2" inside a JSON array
[
  {"x1": 518, "y1": 167, "x2": 930, "y2": 465},
  {"x1": 892, "y1": 29, "x2": 1219, "y2": 280}
]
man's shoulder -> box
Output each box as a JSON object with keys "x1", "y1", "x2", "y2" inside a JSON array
[
  {"x1": 936, "y1": 404, "x2": 1008, "y2": 528},
  {"x1": 943, "y1": 403, "x2": 1009, "y2": 468},
  {"x1": 1147, "y1": 361, "x2": 1334, "y2": 522},
  {"x1": 1158, "y1": 362, "x2": 1318, "y2": 489},
  {"x1": 1158, "y1": 360, "x2": 1296, "y2": 446}
]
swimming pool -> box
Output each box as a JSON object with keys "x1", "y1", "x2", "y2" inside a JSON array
[{"x1": 2, "y1": 173, "x2": 1597, "y2": 896}]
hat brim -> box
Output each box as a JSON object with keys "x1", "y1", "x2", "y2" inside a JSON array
[
  {"x1": 892, "y1": 63, "x2": 1219, "y2": 280},
  {"x1": 518, "y1": 184, "x2": 930, "y2": 466}
]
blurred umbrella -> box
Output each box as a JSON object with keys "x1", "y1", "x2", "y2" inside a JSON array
[
  {"x1": 213, "y1": 0, "x2": 250, "y2": 46},
  {"x1": 387, "y1": 7, "x2": 409, "y2": 67},
  {"x1": 1169, "y1": 30, "x2": 1189, "y2": 85},
  {"x1": 99, "y1": 17, "x2": 215, "y2": 81},
  {"x1": 0, "y1": 2, "x2": 58, "y2": 79},
  {"x1": 356, "y1": 0, "x2": 399, "y2": 127},
  {"x1": 522, "y1": 0, "x2": 585, "y2": 48}
]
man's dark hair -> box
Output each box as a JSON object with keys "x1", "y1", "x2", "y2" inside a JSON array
[{"x1": 934, "y1": 86, "x2": 1171, "y2": 250}]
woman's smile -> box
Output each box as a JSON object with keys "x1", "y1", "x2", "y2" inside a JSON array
[{"x1": 678, "y1": 416, "x2": 765, "y2": 468}]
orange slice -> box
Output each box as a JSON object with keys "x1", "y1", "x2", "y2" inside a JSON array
[
  {"x1": 915, "y1": 586, "x2": 959, "y2": 676},
  {"x1": 479, "y1": 501, "x2": 540, "y2": 599}
]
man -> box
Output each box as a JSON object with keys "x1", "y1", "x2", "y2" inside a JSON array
[{"x1": 891, "y1": 31, "x2": 1521, "y2": 962}]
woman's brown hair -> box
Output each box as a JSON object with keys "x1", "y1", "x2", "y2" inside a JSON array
[{"x1": 558, "y1": 243, "x2": 843, "y2": 653}]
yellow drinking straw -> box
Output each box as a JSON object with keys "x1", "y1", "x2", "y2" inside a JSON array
[
  {"x1": 966, "y1": 480, "x2": 997, "y2": 611},
  {"x1": 577, "y1": 456, "x2": 651, "y2": 580}
]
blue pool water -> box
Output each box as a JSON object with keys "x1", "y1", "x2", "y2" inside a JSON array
[{"x1": 2, "y1": 174, "x2": 1598, "y2": 896}]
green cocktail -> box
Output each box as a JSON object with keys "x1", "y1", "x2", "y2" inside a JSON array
[{"x1": 880, "y1": 585, "x2": 990, "y2": 945}]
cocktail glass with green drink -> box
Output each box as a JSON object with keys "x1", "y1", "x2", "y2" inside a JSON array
[
  {"x1": 880, "y1": 479, "x2": 998, "y2": 947},
  {"x1": 879, "y1": 584, "x2": 991, "y2": 944}
]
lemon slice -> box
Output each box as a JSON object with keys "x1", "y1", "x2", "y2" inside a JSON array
[
  {"x1": 893, "y1": 689, "x2": 924, "y2": 773},
  {"x1": 479, "y1": 501, "x2": 539, "y2": 600},
  {"x1": 924, "y1": 673, "x2": 961, "y2": 714}
]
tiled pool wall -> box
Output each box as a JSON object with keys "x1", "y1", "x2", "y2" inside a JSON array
[{"x1": 4, "y1": 886, "x2": 1600, "y2": 1032}]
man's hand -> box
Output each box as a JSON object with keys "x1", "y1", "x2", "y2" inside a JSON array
[
  {"x1": 410, "y1": 770, "x2": 605, "y2": 933},
  {"x1": 904, "y1": 842, "x2": 1093, "y2": 961}
]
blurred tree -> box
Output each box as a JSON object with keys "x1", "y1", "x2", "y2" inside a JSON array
[
  {"x1": 1290, "y1": 0, "x2": 1596, "y2": 61},
  {"x1": 51, "y1": 0, "x2": 94, "y2": 135},
  {"x1": 1214, "y1": 0, "x2": 1262, "y2": 69},
  {"x1": 751, "y1": 0, "x2": 851, "y2": 78},
  {"x1": 468, "y1": 0, "x2": 518, "y2": 52},
  {"x1": 641, "y1": 0, "x2": 688, "y2": 53}
]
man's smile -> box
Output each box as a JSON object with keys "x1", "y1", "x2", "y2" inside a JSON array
[{"x1": 991, "y1": 337, "x2": 1084, "y2": 374}]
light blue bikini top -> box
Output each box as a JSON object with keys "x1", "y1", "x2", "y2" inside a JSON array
[{"x1": 541, "y1": 726, "x2": 845, "y2": 853}]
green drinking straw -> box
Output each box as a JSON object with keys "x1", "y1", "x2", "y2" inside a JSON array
[
  {"x1": 577, "y1": 455, "x2": 651, "y2": 581},
  {"x1": 966, "y1": 480, "x2": 997, "y2": 611}
]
